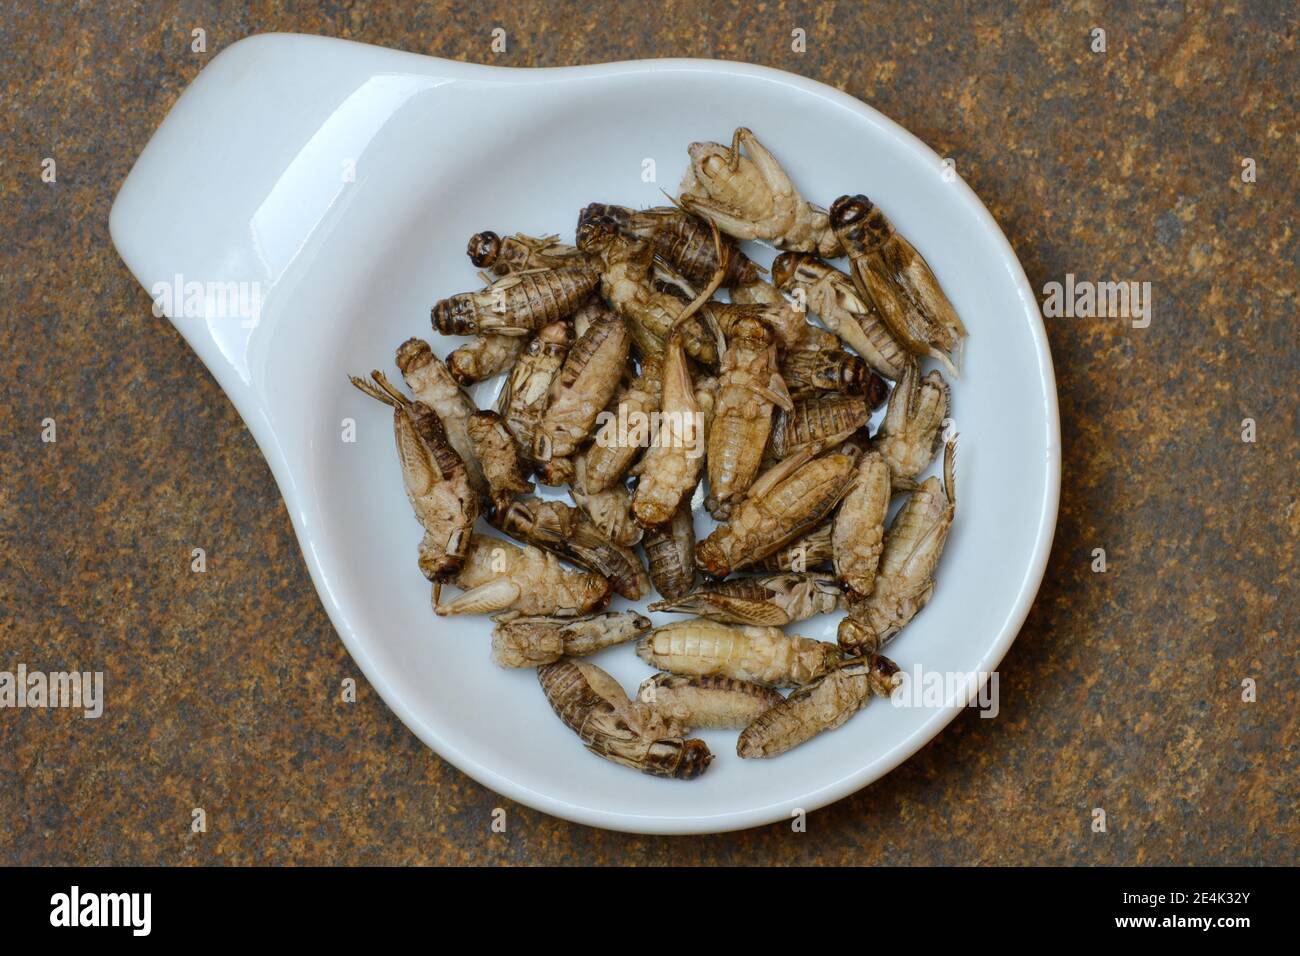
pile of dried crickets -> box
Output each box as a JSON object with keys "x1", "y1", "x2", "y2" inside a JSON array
[{"x1": 351, "y1": 127, "x2": 965, "y2": 779}]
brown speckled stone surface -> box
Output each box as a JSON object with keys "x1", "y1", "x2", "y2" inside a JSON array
[{"x1": 1, "y1": 1, "x2": 1295, "y2": 865}]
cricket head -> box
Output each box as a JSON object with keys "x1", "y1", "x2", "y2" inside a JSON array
[{"x1": 466, "y1": 230, "x2": 502, "y2": 268}]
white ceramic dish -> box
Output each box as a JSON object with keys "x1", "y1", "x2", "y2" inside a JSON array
[{"x1": 110, "y1": 33, "x2": 1060, "y2": 834}]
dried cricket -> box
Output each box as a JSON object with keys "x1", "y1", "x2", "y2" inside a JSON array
[
  {"x1": 638, "y1": 674, "x2": 784, "y2": 731},
  {"x1": 649, "y1": 572, "x2": 845, "y2": 627},
  {"x1": 631, "y1": 335, "x2": 708, "y2": 529},
  {"x1": 467, "y1": 231, "x2": 588, "y2": 276},
  {"x1": 535, "y1": 311, "x2": 630, "y2": 462},
  {"x1": 396, "y1": 338, "x2": 488, "y2": 493},
  {"x1": 770, "y1": 394, "x2": 872, "y2": 462},
  {"x1": 706, "y1": 315, "x2": 792, "y2": 519},
  {"x1": 491, "y1": 610, "x2": 651, "y2": 668},
  {"x1": 873, "y1": 359, "x2": 950, "y2": 489},
  {"x1": 535, "y1": 454, "x2": 575, "y2": 487},
  {"x1": 437, "y1": 534, "x2": 610, "y2": 617},
  {"x1": 832, "y1": 450, "x2": 891, "y2": 600},
  {"x1": 737, "y1": 654, "x2": 900, "y2": 758},
  {"x1": 578, "y1": 203, "x2": 763, "y2": 288},
  {"x1": 496, "y1": 321, "x2": 570, "y2": 464},
  {"x1": 466, "y1": 409, "x2": 533, "y2": 508},
  {"x1": 678, "y1": 127, "x2": 840, "y2": 256},
  {"x1": 570, "y1": 452, "x2": 642, "y2": 547},
  {"x1": 720, "y1": 278, "x2": 815, "y2": 353},
  {"x1": 792, "y1": 324, "x2": 843, "y2": 353},
  {"x1": 778, "y1": 347, "x2": 876, "y2": 400},
  {"x1": 642, "y1": 500, "x2": 697, "y2": 600},
  {"x1": 353, "y1": 129, "x2": 980, "y2": 774},
  {"x1": 771, "y1": 253, "x2": 909, "y2": 381},
  {"x1": 538, "y1": 658, "x2": 712, "y2": 779},
  {"x1": 838, "y1": 440, "x2": 957, "y2": 654},
  {"x1": 349, "y1": 371, "x2": 476, "y2": 581},
  {"x1": 431, "y1": 262, "x2": 599, "y2": 336},
  {"x1": 582, "y1": 354, "x2": 661, "y2": 493},
  {"x1": 727, "y1": 278, "x2": 785, "y2": 307},
  {"x1": 755, "y1": 521, "x2": 834, "y2": 572},
  {"x1": 650, "y1": 260, "x2": 810, "y2": 355},
  {"x1": 446, "y1": 334, "x2": 528, "y2": 386},
  {"x1": 489, "y1": 496, "x2": 649, "y2": 601},
  {"x1": 569, "y1": 295, "x2": 611, "y2": 339},
  {"x1": 577, "y1": 219, "x2": 719, "y2": 366},
  {"x1": 702, "y1": 299, "x2": 808, "y2": 352},
  {"x1": 651, "y1": 258, "x2": 698, "y2": 303},
  {"x1": 829, "y1": 194, "x2": 966, "y2": 376},
  {"x1": 637, "y1": 619, "x2": 839, "y2": 688},
  {"x1": 695, "y1": 451, "x2": 859, "y2": 577}
]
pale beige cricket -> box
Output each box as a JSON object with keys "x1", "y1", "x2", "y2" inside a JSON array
[
  {"x1": 348, "y1": 371, "x2": 477, "y2": 583},
  {"x1": 396, "y1": 338, "x2": 488, "y2": 494},
  {"x1": 631, "y1": 335, "x2": 711, "y2": 529},
  {"x1": 581, "y1": 353, "x2": 661, "y2": 494},
  {"x1": 535, "y1": 310, "x2": 630, "y2": 462},
  {"x1": 538, "y1": 658, "x2": 712, "y2": 779},
  {"x1": 839, "y1": 440, "x2": 958, "y2": 653},
  {"x1": 832, "y1": 449, "x2": 892, "y2": 600},
  {"x1": 695, "y1": 450, "x2": 859, "y2": 577},
  {"x1": 489, "y1": 495, "x2": 649, "y2": 601},
  {"x1": 435, "y1": 534, "x2": 610, "y2": 618},
  {"x1": 737, "y1": 654, "x2": 901, "y2": 759},
  {"x1": 638, "y1": 674, "x2": 784, "y2": 731},
  {"x1": 830, "y1": 194, "x2": 967, "y2": 377},
  {"x1": 446, "y1": 333, "x2": 528, "y2": 387},
  {"x1": 569, "y1": 452, "x2": 642, "y2": 548},
  {"x1": 874, "y1": 358, "x2": 950, "y2": 490},
  {"x1": 570, "y1": 483, "x2": 640, "y2": 547},
  {"x1": 495, "y1": 321, "x2": 570, "y2": 465},
  {"x1": 679, "y1": 127, "x2": 841, "y2": 257},
  {"x1": 726, "y1": 276, "x2": 785, "y2": 306},
  {"x1": 706, "y1": 315, "x2": 793, "y2": 519},
  {"x1": 789, "y1": 323, "x2": 843, "y2": 353},
  {"x1": 465, "y1": 409, "x2": 533, "y2": 509},
  {"x1": 772, "y1": 252, "x2": 909, "y2": 381},
  {"x1": 650, "y1": 572, "x2": 845, "y2": 627},
  {"x1": 637, "y1": 619, "x2": 839, "y2": 688},
  {"x1": 490, "y1": 611, "x2": 651, "y2": 669}
]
